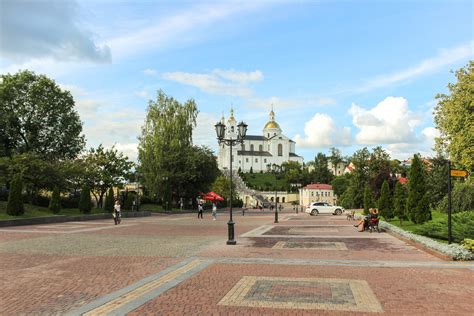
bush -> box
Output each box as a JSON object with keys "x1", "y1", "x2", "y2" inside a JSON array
[
  {"x1": 79, "y1": 185, "x2": 92, "y2": 214},
  {"x1": 7, "y1": 174, "x2": 24, "y2": 216},
  {"x1": 413, "y1": 211, "x2": 474, "y2": 243},
  {"x1": 461, "y1": 239, "x2": 474, "y2": 252},
  {"x1": 140, "y1": 195, "x2": 155, "y2": 204},
  {"x1": 48, "y1": 187, "x2": 61, "y2": 214},
  {"x1": 31, "y1": 194, "x2": 50, "y2": 207},
  {"x1": 437, "y1": 180, "x2": 474, "y2": 213},
  {"x1": 61, "y1": 196, "x2": 79, "y2": 208}
]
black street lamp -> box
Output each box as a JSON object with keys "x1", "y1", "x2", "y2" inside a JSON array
[{"x1": 215, "y1": 120, "x2": 248, "y2": 245}]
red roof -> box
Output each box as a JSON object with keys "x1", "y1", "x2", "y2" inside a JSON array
[{"x1": 304, "y1": 183, "x2": 332, "y2": 190}]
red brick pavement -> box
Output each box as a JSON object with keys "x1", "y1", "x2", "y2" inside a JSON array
[{"x1": 0, "y1": 211, "x2": 472, "y2": 315}]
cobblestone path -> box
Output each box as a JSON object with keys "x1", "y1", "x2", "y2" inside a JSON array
[{"x1": 0, "y1": 210, "x2": 472, "y2": 315}]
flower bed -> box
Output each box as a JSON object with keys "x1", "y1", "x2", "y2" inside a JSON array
[{"x1": 379, "y1": 221, "x2": 473, "y2": 261}]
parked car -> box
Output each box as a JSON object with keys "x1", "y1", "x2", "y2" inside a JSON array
[{"x1": 305, "y1": 202, "x2": 345, "y2": 215}]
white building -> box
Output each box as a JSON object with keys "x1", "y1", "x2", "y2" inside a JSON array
[
  {"x1": 299, "y1": 183, "x2": 336, "y2": 206},
  {"x1": 217, "y1": 108, "x2": 304, "y2": 172}
]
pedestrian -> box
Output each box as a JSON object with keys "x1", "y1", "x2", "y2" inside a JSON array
[
  {"x1": 197, "y1": 196, "x2": 203, "y2": 219},
  {"x1": 113, "y1": 200, "x2": 121, "y2": 225},
  {"x1": 212, "y1": 202, "x2": 217, "y2": 220}
]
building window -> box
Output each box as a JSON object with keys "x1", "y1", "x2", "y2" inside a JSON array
[
  {"x1": 250, "y1": 144, "x2": 254, "y2": 151},
  {"x1": 239, "y1": 160, "x2": 241, "y2": 164},
  {"x1": 278, "y1": 144, "x2": 283, "y2": 156},
  {"x1": 311, "y1": 192, "x2": 314, "y2": 197},
  {"x1": 255, "y1": 158, "x2": 258, "y2": 163},
  {"x1": 259, "y1": 145, "x2": 263, "y2": 151},
  {"x1": 264, "y1": 159, "x2": 267, "y2": 163},
  {"x1": 274, "y1": 133, "x2": 276, "y2": 136},
  {"x1": 242, "y1": 144, "x2": 245, "y2": 151},
  {"x1": 246, "y1": 158, "x2": 249, "y2": 163},
  {"x1": 282, "y1": 197, "x2": 285, "y2": 203},
  {"x1": 231, "y1": 126, "x2": 234, "y2": 133},
  {"x1": 267, "y1": 133, "x2": 270, "y2": 138}
]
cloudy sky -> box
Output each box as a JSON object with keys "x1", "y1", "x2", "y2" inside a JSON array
[{"x1": 1, "y1": 0, "x2": 472, "y2": 162}]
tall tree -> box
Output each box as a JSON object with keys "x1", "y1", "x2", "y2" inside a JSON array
[
  {"x1": 426, "y1": 155, "x2": 449, "y2": 208},
  {"x1": 363, "y1": 184, "x2": 374, "y2": 215},
  {"x1": 406, "y1": 154, "x2": 430, "y2": 224},
  {"x1": 368, "y1": 146, "x2": 391, "y2": 199},
  {"x1": 347, "y1": 147, "x2": 370, "y2": 208},
  {"x1": 0, "y1": 70, "x2": 85, "y2": 159},
  {"x1": 378, "y1": 180, "x2": 393, "y2": 220},
  {"x1": 311, "y1": 153, "x2": 333, "y2": 184},
  {"x1": 393, "y1": 181, "x2": 407, "y2": 225},
  {"x1": 104, "y1": 187, "x2": 115, "y2": 213},
  {"x1": 434, "y1": 61, "x2": 474, "y2": 171},
  {"x1": 329, "y1": 147, "x2": 344, "y2": 175},
  {"x1": 138, "y1": 90, "x2": 198, "y2": 210},
  {"x1": 84, "y1": 145, "x2": 134, "y2": 207}
]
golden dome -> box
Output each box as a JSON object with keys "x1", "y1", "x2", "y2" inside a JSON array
[
  {"x1": 227, "y1": 108, "x2": 236, "y2": 124},
  {"x1": 264, "y1": 121, "x2": 280, "y2": 129}
]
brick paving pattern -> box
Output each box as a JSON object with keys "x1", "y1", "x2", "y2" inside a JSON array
[{"x1": 1, "y1": 210, "x2": 472, "y2": 315}]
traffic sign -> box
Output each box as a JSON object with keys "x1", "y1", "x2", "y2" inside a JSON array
[{"x1": 450, "y1": 169, "x2": 468, "y2": 177}]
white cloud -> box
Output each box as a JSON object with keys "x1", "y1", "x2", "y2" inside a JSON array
[
  {"x1": 294, "y1": 113, "x2": 352, "y2": 148},
  {"x1": 0, "y1": 0, "x2": 111, "y2": 63},
  {"x1": 162, "y1": 69, "x2": 263, "y2": 97},
  {"x1": 142, "y1": 68, "x2": 157, "y2": 76},
  {"x1": 135, "y1": 90, "x2": 149, "y2": 98},
  {"x1": 106, "y1": 2, "x2": 270, "y2": 59},
  {"x1": 352, "y1": 42, "x2": 473, "y2": 93},
  {"x1": 114, "y1": 143, "x2": 139, "y2": 162},
  {"x1": 350, "y1": 97, "x2": 423, "y2": 145}
]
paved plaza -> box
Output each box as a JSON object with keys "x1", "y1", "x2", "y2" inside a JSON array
[{"x1": 0, "y1": 209, "x2": 473, "y2": 315}]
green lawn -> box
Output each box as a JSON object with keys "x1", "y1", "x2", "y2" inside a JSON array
[
  {"x1": 241, "y1": 173, "x2": 288, "y2": 191},
  {"x1": 0, "y1": 201, "x2": 105, "y2": 221}
]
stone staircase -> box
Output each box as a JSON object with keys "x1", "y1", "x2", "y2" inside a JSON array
[{"x1": 222, "y1": 169, "x2": 270, "y2": 206}]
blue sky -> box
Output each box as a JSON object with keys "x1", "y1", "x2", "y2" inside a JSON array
[{"x1": 1, "y1": 0, "x2": 472, "y2": 162}]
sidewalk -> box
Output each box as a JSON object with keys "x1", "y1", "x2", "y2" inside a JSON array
[{"x1": 0, "y1": 210, "x2": 472, "y2": 315}]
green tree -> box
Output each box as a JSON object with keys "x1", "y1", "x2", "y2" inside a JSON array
[
  {"x1": 123, "y1": 192, "x2": 136, "y2": 210},
  {"x1": 79, "y1": 185, "x2": 92, "y2": 214},
  {"x1": 84, "y1": 145, "x2": 133, "y2": 207},
  {"x1": 329, "y1": 147, "x2": 344, "y2": 175},
  {"x1": 7, "y1": 174, "x2": 24, "y2": 216},
  {"x1": 49, "y1": 186, "x2": 61, "y2": 214},
  {"x1": 378, "y1": 180, "x2": 393, "y2": 220},
  {"x1": 347, "y1": 147, "x2": 370, "y2": 208},
  {"x1": 181, "y1": 146, "x2": 219, "y2": 199},
  {"x1": 331, "y1": 174, "x2": 350, "y2": 200},
  {"x1": 311, "y1": 153, "x2": 333, "y2": 184},
  {"x1": 434, "y1": 61, "x2": 474, "y2": 172},
  {"x1": 138, "y1": 90, "x2": 198, "y2": 209},
  {"x1": 437, "y1": 179, "x2": 474, "y2": 213},
  {"x1": 368, "y1": 146, "x2": 391, "y2": 200},
  {"x1": 0, "y1": 70, "x2": 85, "y2": 159},
  {"x1": 104, "y1": 187, "x2": 115, "y2": 213},
  {"x1": 406, "y1": 154, "x2": 430, "y2": 224},
  {"x1": 363, "y1": 184, "x2": 374, "y2": 215},
  {"x1": 211, "y1": 175, "x2": 237, "y2": 203},
  {"x1": 426, "y1": 155, "x2": 449, "y2": 208},
  {"x1": 393, "y1": 181, "x2": 407, "y2": 225}
]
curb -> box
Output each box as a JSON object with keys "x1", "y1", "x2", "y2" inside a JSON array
[{"x1": 0, "y1": 211, "x2": 151, "y2": 227}]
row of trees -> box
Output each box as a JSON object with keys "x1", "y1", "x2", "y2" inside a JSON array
[{"x1": 1, "y1": 71, "x2": 134, "y2": 215}]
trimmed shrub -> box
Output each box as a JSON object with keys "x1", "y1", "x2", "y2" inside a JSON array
[
  {"x1": 7, "y1": 174, "x2": 24, "y2": 216},
  {"x1": 49, "y1": 187, "x2": 61, "y2": 214},
  {"x1": 378, "y1": 180, "x2": 393, "y2": 220},
  {"x1": 437, "y1": 180, "x2": 474, "y2": 213},
  {"x1": 79, "y1": 185, "x2": 92, "y2": 214},
  {"x1": 393, "y1": 181, "x2": 408, "y2": 225},
  {"x1": 406, "y1": 154, "x2": 430, "y2": 224},
  {"x1": 363, "y1": 184, "x2": 374, "y2": 215},
  {"x1": 413, "y1": 211, "x2": 474, "y2": 243},
  {"x1": 104, "y1": 187, "x2": 115, "y2": 213}
]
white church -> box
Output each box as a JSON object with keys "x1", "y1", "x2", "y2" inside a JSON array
[{"x1": 217, "y1": 108, "x2": 304, "y2": 172}]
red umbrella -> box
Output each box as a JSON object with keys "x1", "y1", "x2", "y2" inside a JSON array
[{"x1": 202, "y1": 191, "x2": 224, "y2": 201}]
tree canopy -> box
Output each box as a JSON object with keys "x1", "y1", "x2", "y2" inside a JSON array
[
  {"x1": 434, "y1": 61, "x2": 474, "y2": 171},
  {"x1": 0, "y1": 70, "x2": 85, "y2": 159}
]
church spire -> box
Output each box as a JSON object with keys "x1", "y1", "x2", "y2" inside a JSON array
[{"x1": 227, "y1": 106, "x2": 236, "y2": 124}]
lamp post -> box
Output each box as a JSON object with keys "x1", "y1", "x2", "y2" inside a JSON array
[
  {"x1": 215, "y1": 120, "x2": 248, "y2": 245},
  {"x1": 135, "y1": 172, "x2": 141, "y2": 212},
  {"x1": 272, "y1": 164, "x2": 279, "y2": 223}
]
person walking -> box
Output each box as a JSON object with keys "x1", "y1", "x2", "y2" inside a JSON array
[
  {"x1": 113, "y1": 200, "x2": 121, "y2": 225},
  {"x1": 212, "y1": 202, "x2": 217, "y2": 220},
  {"x1": 197, "y1": 197, "x2": 204, "y2": 219}
]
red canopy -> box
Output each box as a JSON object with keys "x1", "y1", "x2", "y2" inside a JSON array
[{"x1": 201, "y1": 191, "x2": 224, "y2": 201}]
